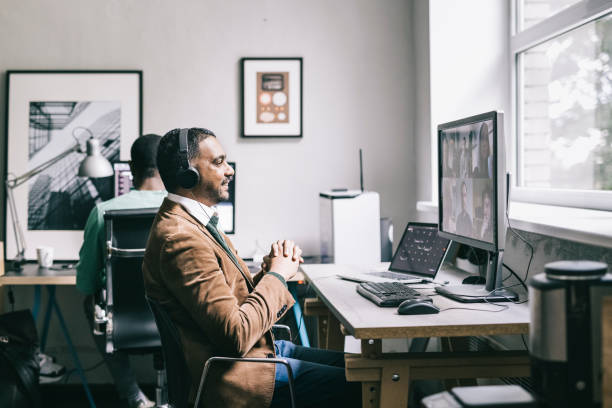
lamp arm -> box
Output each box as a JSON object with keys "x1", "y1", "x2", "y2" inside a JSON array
[
  {"x1": 4, "y1": 141, "x2": 81, "y2": 268},
  {"x1": 7, "y1": 142, "x2": 81, "y2": 188},
  {"x1": 5, "y1": 181, "x2": 26, "y2": 264}
]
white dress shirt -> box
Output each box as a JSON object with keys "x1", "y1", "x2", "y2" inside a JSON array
[{"x1": 167, "y1": 192, "x2": 216, "y2": 227}]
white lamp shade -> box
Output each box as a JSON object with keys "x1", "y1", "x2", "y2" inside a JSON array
[{"x1": 78, "y1": 138, "x2": 114, "y2": 178}]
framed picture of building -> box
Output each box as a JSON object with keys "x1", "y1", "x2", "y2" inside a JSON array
[
  {"x1": 241, "y1": 58, "x2": 302, "y2": 138},
  {"x1": 5, "y1": 70, "x2": 142, "y2": 261}
]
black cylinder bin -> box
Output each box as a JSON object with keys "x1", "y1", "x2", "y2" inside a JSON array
[{"x1": 529, "y1": 260, "x2": 610, "y2": 408}]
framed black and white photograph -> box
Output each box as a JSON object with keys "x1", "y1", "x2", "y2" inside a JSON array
[
  {"x1": 241, "y1": 58, "x2": 302, "y2": 138},
  {"x1": 5, "y1": 70, "x2": 142, "y2": 260}
]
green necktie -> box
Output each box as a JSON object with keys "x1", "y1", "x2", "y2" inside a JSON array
[{"x1": 206, "y1": 213, "x2": 243, "y2": 274}]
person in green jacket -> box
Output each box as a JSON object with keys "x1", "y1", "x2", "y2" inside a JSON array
[{"x1": 76, "y1": 134, "x2": 166, "y2": 408}]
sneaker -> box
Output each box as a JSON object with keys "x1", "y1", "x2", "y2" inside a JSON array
[
  {"x1": 36, "y1": 351, "x2": 65, "y2": 382},
  {"x1": 127, "y1": 394, "x2": 155, "y2": 408}
]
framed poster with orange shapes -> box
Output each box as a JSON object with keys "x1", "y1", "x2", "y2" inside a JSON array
[{"x1": 241, "y1": 58, "x2": 302, "y2": 138}]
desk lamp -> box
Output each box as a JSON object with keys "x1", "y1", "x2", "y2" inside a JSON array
[{"x1": 5, "y1": 127, "x2": 113, "y2": 270}]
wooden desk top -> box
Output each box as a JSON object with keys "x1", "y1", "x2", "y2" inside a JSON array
[
  {"x1": 0, "y1": 263, "x2": 76, "y2": 285},
  {"x1": 300, "y1": 263, "x2": 530, "y2": 339}
]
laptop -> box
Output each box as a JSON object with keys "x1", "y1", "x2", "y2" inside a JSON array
[{"x1": 336, "y1": 222, "x2": 450, "y2": 283}]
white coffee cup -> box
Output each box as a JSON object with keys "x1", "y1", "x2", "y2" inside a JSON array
[{"x1": 36, "y1": 246, "x2": 54, "y2": 268}]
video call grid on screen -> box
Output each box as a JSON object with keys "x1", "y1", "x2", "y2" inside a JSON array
[
  {"x1": 439, "y1": 118, "x2": 495, "y2": 246},
  {"x1": 389, "y1": 223, "x2": 449, "y2": 278}
]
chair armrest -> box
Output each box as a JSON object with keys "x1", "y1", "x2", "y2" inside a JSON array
[
  {"x1": 195, "y1": 356, "x2": 296, "y2": 408},
  {"x1": 272, "y1": 324, "x2": 292, "y2": 341}
]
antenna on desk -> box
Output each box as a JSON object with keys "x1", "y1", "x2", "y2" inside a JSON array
[{"x1": 359, "y1": 148, "x2": 364, "y2": 192}]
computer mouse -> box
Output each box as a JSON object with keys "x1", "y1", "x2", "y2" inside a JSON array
[
  {"x1": 397, "y1": 299, "x2": 440, "y2": 315},
  {"x1": 462, "y1": 275, "x2": 486, "y2": 285}
]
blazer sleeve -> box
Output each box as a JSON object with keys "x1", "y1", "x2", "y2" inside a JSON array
[{"x1": 159, "y1": 229, "x2": 295, "y2": 356}]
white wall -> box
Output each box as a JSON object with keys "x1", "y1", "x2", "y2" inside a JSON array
[
  {"x1": 0, "y1": 0, "x2": 416, "y2": 258},
  {"x1": 413, "y1": 0, "x2": 432, "y2": 205},
  {"x1": 424, "y1": 0, "x2": 511, "y2": 203},
  {"x1": 0, "y1": 0, "x2": 416, "y2": 384}
]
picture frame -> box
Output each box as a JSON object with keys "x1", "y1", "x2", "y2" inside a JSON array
[
  {"x1": 241, "y1": 57, "x2": 302, "y2": 138},
  {"x1": 4, "y1": 70, "x2": 142, "y2": 261}
]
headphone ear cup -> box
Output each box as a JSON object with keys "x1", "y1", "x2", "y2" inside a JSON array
[{"x1": 177, "y1": 166, "x2": 200, "y2": 189}]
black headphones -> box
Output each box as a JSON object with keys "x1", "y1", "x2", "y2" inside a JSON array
[{"x1": 176, "y1": 128, "x2": 200, "y2": 189}]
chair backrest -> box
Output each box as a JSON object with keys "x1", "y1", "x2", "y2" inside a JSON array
[
  {"x1": 146, "y1": 296, "x2": 192, "y2": 408},
  {"x1": 105, "y1": 208, "x2": 160, "y2": 353}
]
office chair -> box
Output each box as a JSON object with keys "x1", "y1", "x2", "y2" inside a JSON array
[
  {"x1": 98, "y1": 208, "x2": 169, "y2": 407},
  {"x1": 146, "y1": 296, "x2": 297, "y2": 408}
]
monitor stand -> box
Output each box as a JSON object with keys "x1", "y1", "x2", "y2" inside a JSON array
[{"x1": 435, "y1": 250, "x2": 518, "y2": 303}]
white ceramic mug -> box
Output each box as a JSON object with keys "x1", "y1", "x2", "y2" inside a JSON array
[{"x1": 36, "y1": 246, "x2": 54, "y2": 268}]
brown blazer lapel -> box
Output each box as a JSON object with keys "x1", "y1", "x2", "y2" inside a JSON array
[{"x1": 162, "y1": 199, "x2": 255, "y2": 290}]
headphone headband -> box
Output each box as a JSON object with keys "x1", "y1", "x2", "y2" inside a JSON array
[
  {"x1": 179, "y1": 128, "x2": 189, "y2": 154},
  {"x1": 176, "y1": 127, "x2": 200, "y2": 189}
]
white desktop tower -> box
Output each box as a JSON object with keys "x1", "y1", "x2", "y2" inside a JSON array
[{"x1": 319, "y1": 190, "x2": 381, "y2": 265}]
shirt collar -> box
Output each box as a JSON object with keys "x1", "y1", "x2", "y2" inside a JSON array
[{"x1": 167, "y1": 192, "x2": 216, "y2": 227}]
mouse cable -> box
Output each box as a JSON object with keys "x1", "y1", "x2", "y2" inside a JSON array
[
  {"x1": 439, "y1": 304, "x2": 508, "y2": 313},
  {"x1": 438, "y1": 284, "x2": 521, "y2": 313},
  {"x1": 439, "y1": 282, "x2": 527, "y2": 314},
  {"x1": 460, "y1": 280, "x2": 531, "y2": 351}
]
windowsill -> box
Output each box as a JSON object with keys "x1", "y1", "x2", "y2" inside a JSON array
[{"x1": 416, "y1": 201, "x2": 612, "y2": 249}]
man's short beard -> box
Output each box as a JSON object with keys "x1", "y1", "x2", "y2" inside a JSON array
[{"x1": 201, "y1": 180, "x2": 229, "y2": 204}]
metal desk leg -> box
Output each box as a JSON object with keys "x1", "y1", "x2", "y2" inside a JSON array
[
  {"x1": 288, "y1": 282, "x2": 310, "y2": 347},
  {"x1": 39, "y1": 286, "x2": 55, "y2": 351},
  {"x1": 32, "y1": 285, "x2": 42, "y2": 321},
  {"x1": 47, "y1": 286, "x2": 97, "y2": 408}
]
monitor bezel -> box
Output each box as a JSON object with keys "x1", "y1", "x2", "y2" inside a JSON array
[{"x1": 437, "y1": 111, "x2": 505, "y2": 252}]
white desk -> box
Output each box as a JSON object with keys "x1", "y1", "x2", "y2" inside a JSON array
[{"x1": 301, "y1": 263, "x2": 530, "y2": 408}]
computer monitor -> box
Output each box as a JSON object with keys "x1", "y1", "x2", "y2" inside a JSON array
[
  {"x1": 113, "y1": 162, "x2": 133, "y2": 197},
  {"x1": 112, "y1": 162, "x2": 236, "y2": 234},
  {"x1": 436, "y1": 111, "x2": 517, "y2": 302}
]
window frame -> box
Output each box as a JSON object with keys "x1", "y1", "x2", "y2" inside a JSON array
[{"x1": 511, "y1": 0, "x2": 612, "y2": 211}]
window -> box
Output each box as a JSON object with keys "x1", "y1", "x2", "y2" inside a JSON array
[
  {"x1": 512, "y1": 0, "x2": 612, "y2": 210},
  {"x1": 518, "y1": 0, "x2": 583, "y2": 30}
]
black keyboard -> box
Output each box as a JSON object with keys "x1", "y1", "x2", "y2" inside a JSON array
[{"x1": 357, "y1": 281, "x2": 431, "y2": 307}]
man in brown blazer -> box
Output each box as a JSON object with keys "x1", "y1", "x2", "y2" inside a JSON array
[{"x1": 143, "y1": 128, "x2": 360, "y2": 407}]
